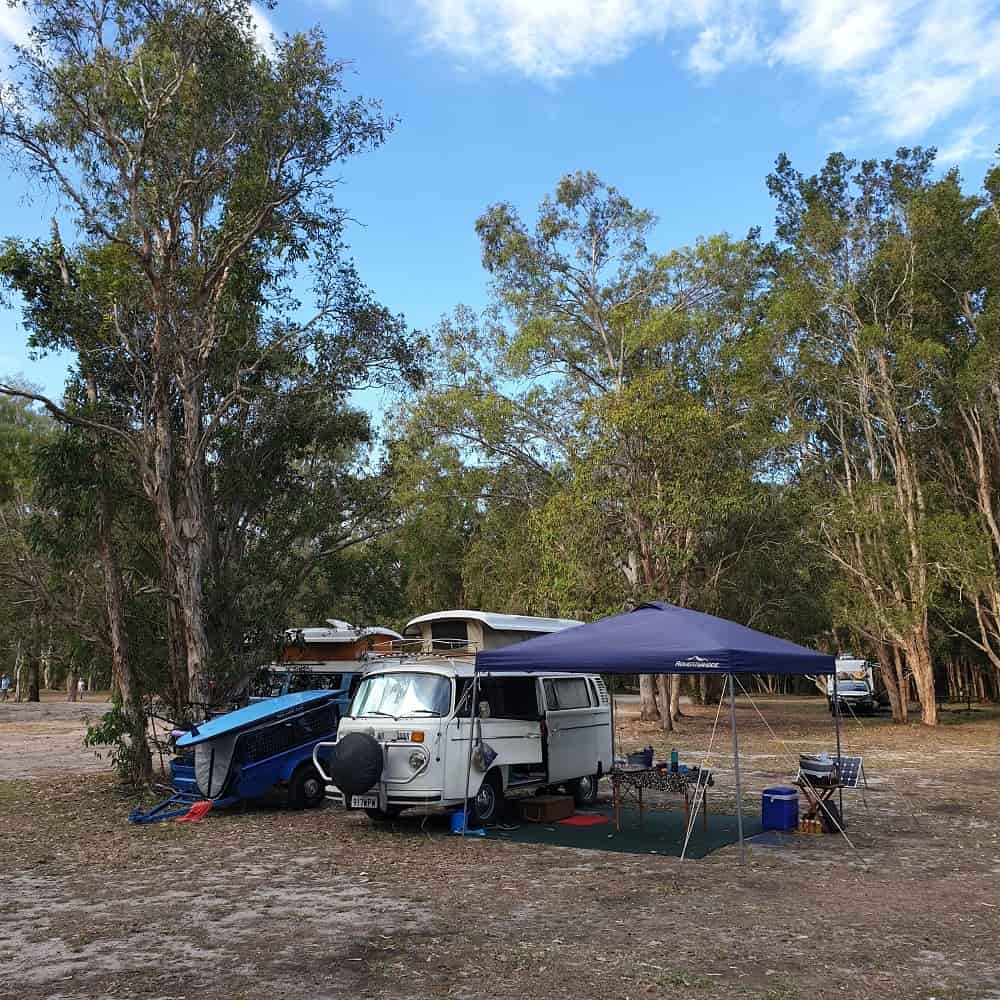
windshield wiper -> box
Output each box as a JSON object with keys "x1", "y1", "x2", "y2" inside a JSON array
[
  {"x1": 363, "y1": 711, "x2": 397, "y2": 719},
  {"x1": 408, "y1": 709, "x2": 443, "y2": 717}
]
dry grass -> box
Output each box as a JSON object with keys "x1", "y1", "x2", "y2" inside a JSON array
[{"x1": 2, "y1": 696, "x2": 999, "y2": 999}]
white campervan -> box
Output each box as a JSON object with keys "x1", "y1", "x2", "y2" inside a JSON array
[{"x1": 316, "y1": 611, "x2": 613, "y2": 824}]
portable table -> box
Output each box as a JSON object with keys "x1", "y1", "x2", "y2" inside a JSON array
[
  {"x1": 609, "y1": 766, "x2": 712, "y2": 832},
  {"x1": 795, "y1": 755, "x2": 867, "y2": 826}
]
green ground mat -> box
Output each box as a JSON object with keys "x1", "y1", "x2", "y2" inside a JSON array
[{"x1": 490, "y1": 807, "x2": 764, "y2": 859}]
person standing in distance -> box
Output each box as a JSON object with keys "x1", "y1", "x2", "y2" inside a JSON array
[{"x1": 1, "y1": 672, "x2": 10, "y2": 702}]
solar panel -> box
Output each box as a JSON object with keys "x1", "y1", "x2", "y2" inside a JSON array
[{"x1": 836, "y1": 755, "x2": 865, "y2": 788}]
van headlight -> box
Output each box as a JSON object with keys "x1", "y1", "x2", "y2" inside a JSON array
[{"x1": 408, "y1": 749, "x2": 427, "y2": 771}]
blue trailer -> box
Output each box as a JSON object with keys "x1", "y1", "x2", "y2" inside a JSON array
[{"x1": 130, "y1": 690, "x2": 340, "y2": 824}]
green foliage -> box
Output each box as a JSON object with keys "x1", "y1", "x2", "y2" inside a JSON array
[{"x1": 83, "y1": 705, "x2": 151, "y2": 788}]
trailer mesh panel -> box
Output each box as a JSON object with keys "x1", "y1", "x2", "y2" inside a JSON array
[{"x1": 239, "y1": 702, "x2": 339, "y2": 763}]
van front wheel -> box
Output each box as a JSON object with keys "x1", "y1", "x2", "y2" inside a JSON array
[
  {"x1": 470, "y1": 771, "x2": 503, "y2": 825},
  {"x1": 568, "y1": 773, "x2": 599, "y2": 806}
]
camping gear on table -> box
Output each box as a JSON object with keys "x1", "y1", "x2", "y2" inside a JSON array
[
  {"x1": 627, "y1": 746, "x2": 654, "y2": 767},
  {"x1": 129, "y1": 691, "x2": 339, "y2": 824},
  {"x1": 609, "y1": 764, "x2": 713, "y2": 832},
  {"x1": 761, "y1": 786, "x2": 799, "y2": 831},
  {"x1": 520, "y1": 795, "x2": 575, "y2": 823}
]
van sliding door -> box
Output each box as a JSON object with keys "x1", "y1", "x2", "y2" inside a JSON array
[{"x1": 543, "y1": 677, "x2": 605, "y2": 784}]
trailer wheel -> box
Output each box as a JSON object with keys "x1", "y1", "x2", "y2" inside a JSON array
[
  {"x1": 567, "y1": 773, "x2": 599, "y2": 806},
  {"x1": 470, "y1": 770, "x2": 503, "y2": 825},
  {"x1": 289, "y1": 764, "x2": 326, "y2": 810}
]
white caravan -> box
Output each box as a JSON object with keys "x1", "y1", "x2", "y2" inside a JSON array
[
  {"x1": 316, "y1": 611, "x2": 613, "y2": 823},
  {"x1": 826, "y1": 654, "x2": 878, "y2": 715}
]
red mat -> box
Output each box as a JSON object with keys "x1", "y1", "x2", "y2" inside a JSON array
[
  {"x1": 175, "y1": 800, "x2": 213, "y2": 822},
  {"x1": 559, "y1": 814, "x2": 610, "y2": 827}
]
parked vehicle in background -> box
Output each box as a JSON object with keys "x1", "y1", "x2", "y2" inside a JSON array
[
  {"x1": 827, "y1": 655, "x2": 878, "y2": 715},
  {"x1": 316, "y1": 611, "x2": 612, "y2": 824},
  {"x1": 249, "y1": 620, "x2": 403, "y2": 719}
]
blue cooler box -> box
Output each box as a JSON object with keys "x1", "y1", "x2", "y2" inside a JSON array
[{"x1": 762, "y1": 786, "x2": 799, "y2": 830}]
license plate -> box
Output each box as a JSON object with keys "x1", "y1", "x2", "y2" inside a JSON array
[{"x1": 350, "y1": 794, "x2": 379, "y2": 809}]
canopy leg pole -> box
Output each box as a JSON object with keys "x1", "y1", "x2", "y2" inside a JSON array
[
  {"x1": 610, "y1": 674, "x2": 618, "y2": 764},
  {"x1": 728, "y1": 673, "x2": 746, "y2": 866},
  {"x1": 462, "y1": 670, "x2": 480, "y2": 838},
  {"x1": 833, "y1": 669, "x2": 844, "y2": 819}
]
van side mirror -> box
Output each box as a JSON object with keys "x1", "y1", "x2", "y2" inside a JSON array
[{"x1": 478, "y1": 700, "x2": 491, "y2": 719}]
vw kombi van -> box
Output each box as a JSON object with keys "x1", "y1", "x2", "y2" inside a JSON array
[{"x1": 316, "y1": 611, "x2": 613, "y2": 824}]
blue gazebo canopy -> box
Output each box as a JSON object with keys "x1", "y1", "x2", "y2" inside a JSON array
[{"x1": 475, "y1": 602, "x2": 835, "y2": 676}]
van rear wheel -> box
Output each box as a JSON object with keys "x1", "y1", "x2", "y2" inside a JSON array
[{"x1": 568, "y1": 773, "x2": 599, "y2": 806}]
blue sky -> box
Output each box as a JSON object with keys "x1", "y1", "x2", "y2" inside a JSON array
[{"x1": 1, "y1": 0, "x2": 998, "y2": 402}]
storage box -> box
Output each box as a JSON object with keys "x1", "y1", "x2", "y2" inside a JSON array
[
  {"x1": 761, "y1": 786, "x2": 799, "y2": 831},
  {"x1": 519, "y1": 795, "x2": 575, "y2": 823}
]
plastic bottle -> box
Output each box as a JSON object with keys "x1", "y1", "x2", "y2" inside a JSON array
[{"x1": 670, "y1": 748, "x2": 679, "y2": 773}]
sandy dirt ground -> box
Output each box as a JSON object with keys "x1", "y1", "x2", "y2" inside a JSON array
[
  {"x1": 2, "y1": 696, "x2": 999, "y2": 1000},
  {"x1": 0, "y1": 696, "x2": 113, "y2": 780}
]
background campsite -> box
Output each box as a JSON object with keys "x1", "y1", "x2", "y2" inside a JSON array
[{"x1": 2, "y1": 0, "x2": 1000, "y2": 998}]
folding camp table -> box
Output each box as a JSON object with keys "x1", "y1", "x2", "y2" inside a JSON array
[
  {"x1": 610, "y1": 766, "x2": 712, "y2": 832},
  {"x1": 795, "y1": 755, "x2": 867, "y2": 824}
]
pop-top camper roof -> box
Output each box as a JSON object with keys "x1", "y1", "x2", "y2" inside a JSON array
[
  {"x1": 403, "y1": 610, "x2": 581, "y2": 636},
  {"x1": 284, "y1": 622, "x2": 404, "y2": 645},
  {"x1": 279, "y1": 621, "x2": 404, "y2": 664},
  {"x1": 400, "y1": 610, "x2": 582, "y2": 654}
]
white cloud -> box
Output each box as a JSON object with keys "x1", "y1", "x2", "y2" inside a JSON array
[
  {"x1": 250, "y1": 4, "x2": 279, "y2": 60},
  {"x1": 688, "y1": 18, "x2": 758, "y2": 76},
  {"x1": 0, "y1": 5, "x2": 31, "y2": 48},
  {"x1": 403, "y1": 0, "x2": 1000, "y2": 154},
  {"x1": 771, "y1": 0, "x2": 905, "y2": 73},
  {"x1": 410, "y1": 0, "x2": 692, "y2": 80},
  {"x1": 937, "y1": 121, "x2": 994, "y2": 164}
]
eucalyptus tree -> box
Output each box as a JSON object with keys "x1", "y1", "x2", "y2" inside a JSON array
[
  {"x1": 401, "y1": 174, "x2": 782, "y2": 729},
  {"x1": 0, "y1": 0, "x2": 414, "y2": 706},
  {"x1": 914, "y1": 158, "x2": 1000, "y2": 695},
  {"x1": 769, "y1": 149, "x2": 952, "y2": 724}
]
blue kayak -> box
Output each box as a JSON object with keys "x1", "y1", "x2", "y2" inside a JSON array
[{"x1": 176, "y1": 690, "x2": 337, "y2": 748}]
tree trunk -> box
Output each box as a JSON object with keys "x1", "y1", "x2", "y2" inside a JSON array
[
  {"x1": 656, "y1": 675, "x2": 673, "y2": 732},
  {"x1": 875, "y1": 644, "x2": 904, "y2": 723},
  {"x1": 669, "y1": 674, "x2": 682, "y2": 722},
  {"x1": 26, "y1": 618, "x2": 40, "y2": 702},
  {"x1": 695, "y1": 675, "x2": 708, "y2": 706},
  {"x1": 82, "y1": 364, "x2": 152, "y2": 782},
  {"x1": 66, "y1": 664, "x2": 79, "y2": 702},
  {"x1": 639, "y1": 675, "x2": 658, "y2": 721},
  {"x1": 96, "y1": 484, "x2": 151, "y2": 782},
  {"x1": 165, "y1": 589, "x2": 190, "y2": 711},
  {"x1": 909, "y1": 641, "x2": 938, "y2": 726},
  {"x1": 41, "y1": 631, "x2": 54, "y2": 690},
  {"x1": 891, "y1": 645, "x2": 909, "y2": 724}
]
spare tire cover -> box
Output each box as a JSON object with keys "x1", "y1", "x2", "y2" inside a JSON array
[{"x1": 330, "y1": 732, "x2": 384, "y2": 796}]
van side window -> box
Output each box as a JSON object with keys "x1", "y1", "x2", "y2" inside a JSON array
[
  {"x1": 458, "y1": 677, "x2": 541, "y2": 719},
  {"x1": 544, "y1": 677, "x2": 594, "y2": 710}
]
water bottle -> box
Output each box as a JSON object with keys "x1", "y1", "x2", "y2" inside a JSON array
[{"x1": 670, "y1": 748, "x2": 679, "y2": 773}]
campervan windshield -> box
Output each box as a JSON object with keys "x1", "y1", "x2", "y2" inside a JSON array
[{"x1": 351, "y1": 672, "x2": 451, "y2": 719}]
